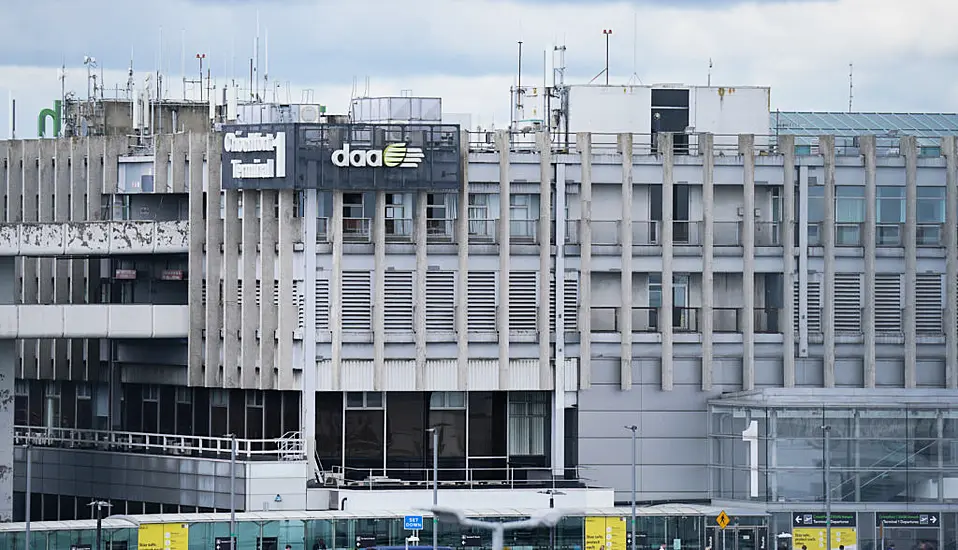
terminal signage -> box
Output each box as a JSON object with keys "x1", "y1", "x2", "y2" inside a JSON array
[
  {"x1": 404, "y1": 515, "x2": 424, "y2": 530},
  {"x1": 793, "y1": 512, "x2": 857, "y2": 527},
  {"x1": 876, "y1": 512, "x2": 939, "y2": 527},
  {"x1": 792, "y1": 513, "x2": 858, "y2": 550},
  {"x1": 220, "y1": 123, "x2": 461, "y2": 191}
]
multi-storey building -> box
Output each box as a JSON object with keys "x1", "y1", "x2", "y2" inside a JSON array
[{"x1": 3, "y1": 84, "x2": 958, "y2": 549}]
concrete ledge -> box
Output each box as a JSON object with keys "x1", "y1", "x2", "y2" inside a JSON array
[
  {"x1": 0, "y1": 305, "x2": 189, "y2": 338},
  {"x1": 0, "y1": 220, "x2": 189, "y2": 256}
]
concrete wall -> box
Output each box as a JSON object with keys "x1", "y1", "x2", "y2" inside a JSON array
[
  {"x1": 319, "y1": 487, "x2": 614, "y2": 512},
  {"x1": 12, "y1": 446, "x2": 248, "y2": 510},
  {"x1": 0, "y1": 304, "x2": 188, "y2": 338}
]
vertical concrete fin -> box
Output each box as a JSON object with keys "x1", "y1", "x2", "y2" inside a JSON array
[
  {"x1": 903, "y1": 135, "x2": 918, "y2": 388},
  {"x1": 861, "y1": 135, "x2": 878, "y2": 388},
  {"x1": 820, "y1": 135, "x2": 837, "y2": 388},
  {"x1": 330, "y1": 190, "x2": 344, "y2": 391},
  {"x1": 659, "y1": 132, "x2": 673, "y2": 391},
  {"x1": 780, "y1": 135, "x2": 797, "y2": 387},
  {"x1": 740, "y1": 134, "x2": 756, "y2": 391},
  {"x1": 456, "y1": 129, "x2": 470, "y2": 390},
  {"x1": 538, "y1": 130, "x2": 553, "y2": 389},
  {"x1": 619, "y1": 133, "x2": 634, "y2": 391},
  {"x1": 240, "y1": 190, "x2": 259, "y2": 388},
  {"x1": 276, "y1": 189, "x2": 296, "y2": 391},
  {"x1": 577, "y1": 132, "x2": 593, "y2": 390},
  {"x1": 700, "y1": 133, "x2": 715, "y2": 391},
  {"x1": 188, "y1": 133, "x2": 209, "y2": 386},
  {"x1": 259, "y1": 190, "x2": 279, "y2": 389},
  {"x1": 373, "y1": 190, "x2": 386, "y2": 391},
  {"x1": 944, "y1": 136, "x2": 958, "y2": 389},
  {"x1": 414, "y1": 191, "x2": 428, "y2": 390},
  {"x1": 496, "y1": 130, "x2": 510, "y2": 390}
]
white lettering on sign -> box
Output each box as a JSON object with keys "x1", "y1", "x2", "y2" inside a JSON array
[
  {"x1": 741, "y1": 420, "x2": 759, "y2": 498},
  {"x1": 224, "y1": 131, "x2": 286, "y2": 179},
  {"x1": 331, "y1": 142, "x2": 423, "y2": 168}
]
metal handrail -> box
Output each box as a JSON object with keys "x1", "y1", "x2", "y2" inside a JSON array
[
  {"x1": 13, "y1": 425, "x2": 306, "y2": 461},
  {"x1": 324, "y1": 462, "x2": 590, "y2": 490}
]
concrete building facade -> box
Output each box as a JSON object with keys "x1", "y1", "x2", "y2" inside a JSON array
[{"x1": 1, "y1": 87, "x2": 958, "y2": 533}]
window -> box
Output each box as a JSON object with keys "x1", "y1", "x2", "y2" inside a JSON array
[
  {"x1": 917, "y1": 187, "x2": 945, "y2": 246},
  {"x1": 468, "y1": 193, "x2": 494, "y2": 240},
  {"x1": 343, "y1": 193, "x2": 367, "y2": 238},
  {"x1": 876, "y1": 186, "x2": 905, "y2": 246},
  {"x1": 508, "y1": 392, "x2": 548, "y2": 456},
  {"x1": 346, "y1": 392, "x2": 384, "y2": 409},
  {"x1": 384, "y1": 193, "x2": 411, "y2": 239},
  {"x1": 648, "y1": 273, "x2": 690, "y2": 330},
  {"x1": 430, "y1": 392, "x2": 466, "y2": 409},
  {"x1": 835, "y1": 186, "x2": 864, "y2": 246},
  {"x1": 509, "y1": 194, "x2": 539, "y2": 240},
  {"x1": 807, "y1": 186, "x2": 824, "y2": 245},
  {"x1": 427, "y1": 193, "x2": 456, "y2": 240}
]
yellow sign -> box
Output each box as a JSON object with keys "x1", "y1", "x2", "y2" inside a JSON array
[
  {"x1": 792, "y1": 527, "x2": 857, "y2": 550},
  {"x1": 138, "y1": 523, "x2": 189, "y2": 550},
  {"x1": 716, "y1": 511, "x2": 730, "y2": 530},
  {"x1": 585, "y1": 516, "x2": 628, "y2": 550}
]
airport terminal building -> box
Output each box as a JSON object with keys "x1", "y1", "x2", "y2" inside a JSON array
[{"x1": 2, "y1": 85, "x2": 958, "y2": 549}]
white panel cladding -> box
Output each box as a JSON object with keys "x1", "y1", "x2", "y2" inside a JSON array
[
  {"x1": 384, "y1": 359, "x2": 416, "y2": 390},
  {"x1": 316, "y1": 359, "x2": 333, "y2": 390},
  {"x1": 383, "y1": 270, "x2": 414, "y2": 332},
  {"x1": 917, "y1": 273, "x2": 944, "y2": 334},
  {"x1": 315, "y1": 272, "x2": 330, "y2": 330},
  {"x1": 795, "y1": 277, "x2": 823, "y2": 335},
  {"x1": 468, "y1": 359, "x2": 500, "y2": 390},
  {"x1": 834, "y1": 273, "x2": 863, "y2": 334},
  {"x1": 342, "y1": 359, "x2": 374, "y2": 390},
  {"x1": 509, "y1": 271, "x2": 538, "y2": 332},
  {"x1": 550, "y1": 271, "x2": 580, "y2": 333},
  {"x1": 467, "y1": 271, "x2": 497, "y2": 331},
  {"x1": 875, "y1": 273, "x2": 903, "y2": 333},
  {"x1": 342, "y1": 271, "x2": 372, "y2": 331},
  {"x1": 424, "y1": 359, "x2": 459, "y2": 390},
  {"x1": 509, "y1": 358, "x2": 541, "y2": 390},
  {"x1": 425, "y1": 270, "x2": 456, "y2": 332},
  {"x1": 564, "y1": 358, "x2": 579, "y2": 391}
]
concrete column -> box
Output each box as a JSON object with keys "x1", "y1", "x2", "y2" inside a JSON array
[
  {"x1": 277, "y1": 188, "x2": 296, "y2": 390},
  {"x1": 373, "y1": 190, "x2": 386, "y2": 391},
  {"x1": 330, "y1": 191, "x2": 344, "y2": 391},
  {"x1": 620, "y1": 133, "x2": 634, "y2": 391},
  {"x1": 820, "y1": 135, "x2": 837, "y2": 388},
  {"x1": 222, "y1": 189, "x2": 240, "y2": 388},
  {"x1": 456, "y1": 130, "x2": 470, "y2": 390},
  {"x1": 21, "y1": 140, "x2": 39, "y2": 379},
  {"x1": 700, "y1": 133, "x2": 715, "y2": 391},
  {"x1": 240, "y1": 191, "x2": 259, "y2": 388},
  {"x1": 576, "y1": 133, "x2": 593, "y2": 390},
  {"x1": 0, "y1": 256, "x2": 15, "y2": 521},
  {"x1": 659, "y1": 132, "x2": 674, "y2": 391},
  {"x1": 780, "y1": 135, "x2": 797, "y2": 387},
  {"x1": 6, "y1": 141, "x2": 22, "y2": 224},
  {"x1": 861, "y1": 136, "x2": 878, "y2": 388},
  {"x1": 188, "y1": 133, "x2": 208, "y2": 386},
  {"x1": 903, "y1": 135, "x2": 918, "y2": 388},
  {"x1": 537, "y1": 131, "x2": 553, "y2": 389},
  {"x1": 553, "y1": 160, "x2": 567, "y2": 475},
  {"x1": 259, "y1": 191, "x2": 279, "y2": 388},
  {"x1": 170, "y1": 133, "x2": 189, "y2": 193},
  {"x1": 154, "y1": 134, "x2": 171, "y2": 192},
  {"x1": 85, "y1": 138, "x2": 104, "y2": 379},
  {"x1": 303, "y1": 189, "x2": 319, "y2": 475},
  {"x1": 413, "y1": 191, "x2": 427, "y2": 389},
  {"x1": 740, "y1": 135, "x2": 756, "y2": 391},
  {"x1": 37, "y1": 140, "x2": 54, "y2": 379},
  {"x1": 495, "y1": 130, "x2": 510, "y2": 390},
  {"x1": 53, "y1": 138, "x2": 70, "y2": 380},
  {"x1": 797, "y1": 165, "x2": 810, "y2": 359},
  {"x1": 944, "y1": 136, "x2": 958, "y2": 389},
  {"x1": 69, "y1": 138, "x2": 88, "y2": 379}
]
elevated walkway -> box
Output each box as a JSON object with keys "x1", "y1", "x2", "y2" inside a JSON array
[
  {"x1": 0, "y1": 304, "x2": 188, "y2": 338},
  {"x1": 0, "y1": 220, "x2": 189, "y2": 256}
]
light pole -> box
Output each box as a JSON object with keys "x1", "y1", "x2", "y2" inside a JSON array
[
  {"x1": 229, "y1": 433, "x2": 237, "y2": 545},
  {"x1": 426, "y1": 427, "x2": 439, "y2": 550},
  {"x1": 537, "y1": 489, "x2": 566, "y2": 550},
  {"x1": 822, "y1": 425, "x2": 832, "y2": 550},
  {"x1": 602, "y1": 29, "x2": 613, "y2": 85},
  {"x1": 24, "y1": 443, "x2": 32, "y2": 550},
  {"x1": 88, "y1": 500, "x2": 112, "y2": 550},
  {"x1": 430, "y1": 506, "x2": 569, "y2": 550},
  {"x1": 625, "y1": 425, "x2": 638, "y2": 550}
]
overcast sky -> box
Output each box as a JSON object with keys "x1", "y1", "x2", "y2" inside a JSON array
[{"x1": 1, "y1": 0, "x2": 956, "y2": 137}]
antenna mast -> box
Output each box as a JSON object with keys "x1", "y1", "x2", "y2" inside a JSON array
[
  {"x1": 708, "y1": 58, "x2": 713, "y2": 87},
  {"x1": 848, "y1": 62, "x2": 854, "y2": 112}
]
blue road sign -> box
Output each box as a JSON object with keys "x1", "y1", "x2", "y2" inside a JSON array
[{"x1": 404, "y1": 515, "x2": 424, "y2": 530}]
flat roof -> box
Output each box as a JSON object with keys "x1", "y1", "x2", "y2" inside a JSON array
[{"x1": 0, "y1": 504, "x2": 764, "y2": 532}]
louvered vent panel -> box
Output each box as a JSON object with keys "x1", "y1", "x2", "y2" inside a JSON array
[
  {"x1": 509, "y1": 271, "x2": 538, "y2": 331},
  {"x1": 255, "y1": 280, "x2": 262, "y2": 306},
  {"x1": 834, "y1": 273, "x2": 862, "y2": 333},
  {"x1": 916, "y1": 273, "x2": 943, "y2": 334},
  {"x1": 793, "y1": 279, "x2": 800, "y2": 331},
  {"x1": 315, "y1": 277, "x2": 330, "y2": 330},
  {"x1": 548, "y1": 272, "x2": 580, "y2": 333},
  {"x1": 295, "y1": 281, "x2": 306, "y2": 330},
  {"x1": 467, "y1": 271, "x2": 497, "y2": 331},
  {"x1": 384, "y1": 271, "x2": 414, "y2": 332},
  {"x1": 807, "y1": 279, "x2": 822, "y2": 334},
  {"x1": 237, "y1": 279, "x2": 243, "y2": 307},
  {"x1": 426, "y1": 270, "x2": 456, "y2": 331},
  {"x1": 874, "y1": 273, "x2": 902, "y2": 333},
  {"x1": 201, "y1": 279, "x2": 207, "y2": 306},
  {"x1": 272, "y1": 280, "x2": 279, "y2": 307},
  {"x1": 342, "y1": 271, "x2": 372, "y2": 331}
]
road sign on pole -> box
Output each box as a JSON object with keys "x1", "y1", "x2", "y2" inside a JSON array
[
  {"x1": 405, "y1": 515, "x2": 425, "y2": 531},
  {"x1": 716, "y1": 511, "x2": 730, "y2": 530}
]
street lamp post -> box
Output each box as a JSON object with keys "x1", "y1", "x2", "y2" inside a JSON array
[
  {"x1": 230, "y1": 433, "x2": 237, "y2": 544},
  {"x1": 625, "y1": 425, "x2": 638, "y2": 550},
  {"x1": 426, "y1": 428, "x2": 439, "y2": 550},
  {"x1": 602, "y1": 29, "x2": 613, "y2": 85},
  {"x1": 538, "y1": 489, "x2": 566, "y2": 550},
  {"x1": 822, "y1": 425, "x2": 832, "y2": 550},
  {"x1": 88, "y1": 500, "x2": 112, "y2": 550},
  {"x1": 24, "y1": 443, "x2": 32, "y2": 550},
  {"x1": 430, "y1": 506, "x2": 569, "y2": 550}
]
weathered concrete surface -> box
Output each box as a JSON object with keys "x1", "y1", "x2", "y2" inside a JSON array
[
  {"x1": 0, "y1": 256, "x2": 15, "y2": 521},
  {"x1": 0, "y1": 304, "x2": 189, "y2": 338},
  {"x1": 0, "y1": 220, "x2": 189, "y2": 256}
]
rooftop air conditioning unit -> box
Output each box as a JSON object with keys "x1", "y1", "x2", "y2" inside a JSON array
[{"x1": 298, "y1": 104, "x2": 325, "y2": 123}]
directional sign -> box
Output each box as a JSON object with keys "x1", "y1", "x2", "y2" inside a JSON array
[
  {"x1": 793, "y1": 512, "x2": 857, "y2": 527},
  {"x1": 405, "y1": 515, "x2": 424, "y2": 530},
  {"x1": 716, "y1": 511, "x2": 730, "y2": 530},
  {"x1": 876, "y1": 512, "x2": 939, "y2": 527},
  {"x1": 215, "y1": 537, "x2": 236, "y2": 550}
]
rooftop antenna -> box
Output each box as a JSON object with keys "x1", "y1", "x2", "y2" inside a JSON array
[
  {"x1": 627, "y1": 9, "x2": 643, "y2": 85},
  {"x1": 181, "y1": 29, "x2": 186, "y2": 100},
  {"x1": 254, "y1": 10, "x2": 260, "y2": 100},
  {"x1": 848, "y1": 62, "x2": 854, "y2": 112},
  {"x1": 708, "y1": 58, "x2": 713, "y2": 87},
  {"x1": 158, "y1": 26, "x2": 163, "y2": 100},
  {"x1": 8, "y1": 91, "x2": 15, "y2": 139},
  {"x1": 553, "y1": 44, "x2": 566, "y2": 88},
  {"x1": 264, "y1": 27, "x2": 270, "y2": 102},
  {"x1": 513, "y1": 40, "x2": 523, "y2": 126}
]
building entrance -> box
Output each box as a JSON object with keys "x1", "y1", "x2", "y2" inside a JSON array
[
  {"x1": 707, "y1": 526, "x2": 769, "y2": 550},
  {"x1": 877, "y1": 513, "x2": 941, "y2": 550}
]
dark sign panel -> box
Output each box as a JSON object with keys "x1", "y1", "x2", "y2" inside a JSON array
[
  {"x1": 876, "y1": 512, "x2": 940, "y2": 527},
  {"x1": 221, "y1": 123, "x2": 461, "y2": 191},
  {"x1": 793, "y1": 512, "x2": 857, "y2": 527}
]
